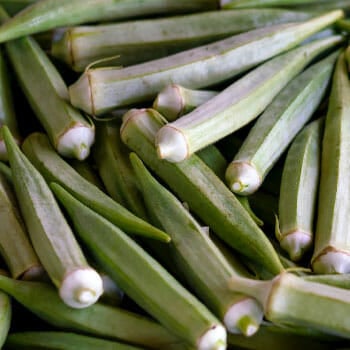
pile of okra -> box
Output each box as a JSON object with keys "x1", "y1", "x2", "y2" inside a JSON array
[{"x1": 2, "y1": 0, "x2": 350, "y2": 349}]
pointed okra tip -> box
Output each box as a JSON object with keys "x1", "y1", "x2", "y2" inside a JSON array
[{"x1": 225, "y1": 161, "x2": 261, "y2": 195}]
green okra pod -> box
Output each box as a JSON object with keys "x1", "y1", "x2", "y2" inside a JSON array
[
  {"x1": 0, "y1": 275, "x2": 180, "y2": 349},
  {"x1": 0, "y1": 279, "x2": 10, "y2": 349},
  {"x1": 0, "y1": 0, "x2": 219, "y2": 44},
  {"x1": 120, "y1": 108, "x2": 284, "y2": 276},
  {"x1": 311, "y1": 52, "x2": 350, "y2": 274},
  {"x1": 0, "y1": 7, "x2": 95, "y2": 161},
  {"x1": 0, "y1": 48, "x2": 20, "y2": 162},
  {"x1": 276, "y1": 118, "x2": 323, "y2": 261},
  {"x1": 156, "y1": 35, "x2": 342, "y2": 163},
  {"x1": 69, "y1": 10, "x2": 344, "y2": 115},
  {"x1": 229, "y1": 272, "x2": 350, "y2": 339},
  {"x1": 221, "y1": 0, "x2": 335, "y2": 8},
  {"x1": 303, "y1": 274, "x2": 350, "y2": 289},
  {"x1": 51, "y1": 182, "x2": 227, "y2": 350},
  {"x1": 21, "y1": 132, "x2": 170, "y2": 243},
  {"x1": 93, "y1": 121, "x2": 148, "y2": 219},
  {"x1": 0, "y1": 161, "x2": 11, "y2": 182},
  {"x1": 225, "y1": 51, "x2": 336, "y2": 196},
  {"x1": 0, "y1": 173, "x2": 44, "y2": 280},
  {"x1": 52, "y1": 9, "x2": 311, "y2": 72},
  {"x1": 2, "y1": 126, "x2": 103, "y2": 308},
  {"x1": 4, "y1": 331, "x2": 144, "y2": 350},
  {"x1": 130, "y1": 152, "x2": 264, "y2": 336}
]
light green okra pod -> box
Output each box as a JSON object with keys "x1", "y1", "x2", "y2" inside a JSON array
[
  {"x1": 130, "y1": 152, "x2": 264, "y2": 336},
  {"x1": 93, "y1": 121, "x2": 148, "y2": 220},
  {"x1": 0, "y1": 173, "x2": 44, "y2": 280},
  {"x1": 0, "y1": 48, "x2": 20, "y2": 162},
  {"x1": 229, "y1": 272, "x2": 350, "y2": 339},
  {"x1": 156, "y1": 35, "x2": 342, "y2": 163},
  {"x1": 0, "y1": 6, "x2": 95, "y2": 161},
  {"x1": 69, "y1": 10, "x2": 344, "y2": 115},
  {"x1": 0, "y1": 0, "x2": 219, "y2": 44},
  {"x1": 225, "y1": 50, "x2": 337, "y2": 195},
  {"x1": 52, "y1": 9, "x2": 311, "y2": 72},
  {"x1": 311, "y1": 52, "x2": 350, "y2": 274},
  {"x1": 0, "y1": 275, "x2": 180, "y2": 349},
  {"x1": 4, "y1": 331, "x2": 144, "y2": 350},
  {"x1": 51, "y1": 182, "x2": 227, "y2": 350},
  {"x1": 2, "y1": 126, "x2": 103, "y2": 309},
  {"x1": 120, "y1": 108, "x2": 284, "y2": 276},
  {"x1": 276, "y1": 118, "x2": 323, "y2": 261},
  {"x1": 21, "y1": 132, "x2": 170, "y2": 243}
]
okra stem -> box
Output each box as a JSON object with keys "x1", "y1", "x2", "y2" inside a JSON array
[
  {"x1": 51, "y1": 182, "x2": 227, "y2": 350},
  {"x1": 0, "y1": 0, "x2": 219, "y2": 44},
  {"x1": 120, "y1": 108, "x2": 284, "y2": 276},
  {"x1": 311, "y1": 52, "x2": 350, "y2": 274},
  {"x1": 130, "y1": 152, "x2": 264, "y2": 336},
  {"x1": 52, "y1": 9, "x2": 312, "y2": 72},
  {"x1": 69, "y1": 10, "x2": 344, "y2": 115},
  {"x1": 224, "y1": 52, "x2": 336, "y2": 195},
  {"x1": 156, "y1": 35, "x2": 342, "y2": 162},
  {"x1": 2, "y1": 126, "x2": 103, "y2": 308}
]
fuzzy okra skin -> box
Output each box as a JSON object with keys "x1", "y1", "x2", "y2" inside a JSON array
[
  {"x1": 2, "y1": 126, "x2": 103, "y2": 309},
  {"x1": 0, "y1": 173, "x2": 44, "y2": 280},
  {"x1": 93, "y1": 121, "x2": 148, "y2": 220},
  {"x1": 13, "y1": 333, "x2": 146, "y2": 350},
  {"x1": 229, "y1": 272, "x2": 350, "y2": 339},
  {"x1": 0, "y1": 48, "x2": 20, "y2": 161},
  {"x1": 0, "y1": 0, "x2": 219, "y2": 44},
  {"x1": 156, "y1": 35, "x2": 343, "y2": 163},
  {"x1": 120, "y1": 108, "x2": 284, "y2": 276},
  {"x1": 225, "y1": 51, "x2": 337, "y2": 196},
  {"x1": 0, "y1": 12, "x2": 95, "y2": 161},
  {"x1": 0, "y1": 276, "x2": 180, "y2": 349},
  {"x1": 311, "y1": 52, "x2": 350, "y2": 274},
  {"x1": 130, "y1": 153, "x2": 264, "y2": 336},
  {"x1": 4, "y1": 331, "x2": 144, "y2": 350},
  {"x1": 69, "y1": 10, "x2": 344, "y2": 116},
  {"x1": 51, "y1": 182, "x2": 227, "y2": 350},
  {"x1": 52, "y1": 9, "x2": 311, "y2": 72},
  {"x1": 276, "y1": 118, "x2": 323, "y2": 262},
  {"x1": 21, "y1": 132, "x2": 170, "y2": 243}
]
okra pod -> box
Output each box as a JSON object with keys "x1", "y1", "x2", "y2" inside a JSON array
[
  {"x1": 93, "y1": 121, "x2": 148, "y2": 219},
  {"x1": 0, "y1": 275, "x2": 180, "y2": 349},
  {"x1": 156, "y1": 35, "x2": 342, "y2": 163},
  {"x1": 221, "y1": 0, "x2": 333, "y2": 8},
  {"x1": 0, "y1": 278, "x2": 10, "y2": 349},
  {"x1": 153, "y1": 84, "x2": 218, "y2": 122},
  {"x1": 0, "y1": 7, "x2": 95, "y2": 161},
  {"x1": 69, "y1": 10, "x2": 344, "y2": 115},
  {"x1": 2, "y1": 126, "x2": 103, "y2": 308},
  {"x1": 303, "y1": 274, "x2": 350, "y2": 289},
  {"x1": 52, "y1": 9, "x2": 311, "y2": 72},
  {"x1": 311, "y1": 52, "x2": 350, "y2": 274},
  {"x1": 0, "y1": 173, "x2": 44, "y2": 280},
  {"x1": 21, "y1": 132, "x2": 170, "y2": 242},
  {"x1": 276, "y1": 118, "x2": 323, "y2": 261},
  {"x1": 0, "y1": 48, "x2": 20, "y2": 161},
  {"x1": 5, "y1": 331, "x2": 144, "y2": 349},
  {"x1": 120, "y1": 108, "x2": 284, "y2": 276},
  {"x1": 225, "y1": 51, "x2": 336, "y2": 195},
  {"x1": 130, "y1": 152, "x2": 264, "y2": 336},
  {"x1": 51, "y1": 182, "x2": 227, "y2": 350},
  {"x1": 0, "y1": 160, "x2": 11, "y2": 182},
  {"x1": 0, "y1": 0, "x2": 218, "y2": 44},
  {"x1": 229, "y1": 272, "x2": 350, "y2": 339}
]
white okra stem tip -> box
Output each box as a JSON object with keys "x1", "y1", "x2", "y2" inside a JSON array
[
  {"x1": 59, "y1": 268, "x2": 104, "y2": 309},
  {"x1": 280, "y1": 231, "x2": 312, "y2": 262},
  {"x1": 155, "y1": 125, "x2": 189, "y2": 162},
  {"x1": 225, "y1": 161, "x2": 261, "y2": 195},
  {"x1": 312, "y1": 250, "x2": 350, "y2": 274},
  {"x1": 197, "y1": 324, "x2": 227, "y2": 350},
  {"x1": 57, "y1": 125, "x2": 95, "y2": 161},
  {"x1": 223, "y1": 298, "x2": 263, "y2": 336}
]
